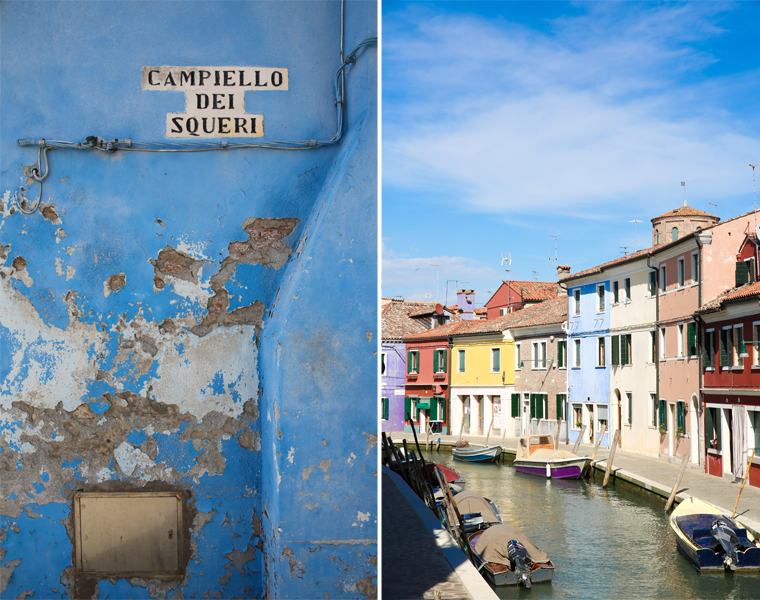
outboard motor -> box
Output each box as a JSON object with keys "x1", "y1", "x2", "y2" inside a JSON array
[
  {"x1": 711, "y1": 519, "x2": 740, "y2": 570},
  {"x1": 507, "y1": 539, "x2": 533, "y2": 587}
]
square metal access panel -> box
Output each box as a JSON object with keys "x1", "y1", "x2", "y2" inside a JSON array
[{"x1": 74, "y1": 492, "x2": 183, "y2": 576}]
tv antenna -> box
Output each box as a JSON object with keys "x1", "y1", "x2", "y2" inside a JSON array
[
  {"x1": 681, "y1": 181, "x2": 686, "y2": 206},
  {"x1": 629, "y1": 219, "x2": 642, "y2": 251},
  {"x1": 532, "y1": 270, "x2": 538, "y2": 281},
  {"x1": 547, "y1": 235, "x2": 558, "y2": 274},
  {"x1": 709, "y1": 202, "x2": 717, "y2": 216},
  {"x1": 620, "y1": 246, "x2": 628, "y2": 256}
]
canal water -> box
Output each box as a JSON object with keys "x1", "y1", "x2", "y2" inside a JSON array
[{"x1": 423, "y1": 450, "x2": 760, "y2": 599}]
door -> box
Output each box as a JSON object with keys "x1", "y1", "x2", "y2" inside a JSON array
[
  {"x1": 463, "y1": 396, "x2": 470, "y2": 433},
  {"x1": 615, "y1": 390, "x2": 622, "y2": 447},
  {"x1": 522, "y1": 396, "x2": 530, "y2": 435}
]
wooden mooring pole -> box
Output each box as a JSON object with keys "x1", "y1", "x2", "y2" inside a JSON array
[
  {"x1": 591, "y1": 424, "x2": 607, "y2": 463},
  {"x1": 602, "y1": 430, "x2": 620, "y2": 488},
  {"x1": 554, "y1": 419, "x2": 563, "y2": 449},
  {"x1": 732, "y1": 449, "x2": 756, "y2": 517},
  {"x1": 664, "y1": 454, "x2": 690, "y2": 512},
  {"x1": 572, "y1": 425, "x2": 587, "y2": 454}
]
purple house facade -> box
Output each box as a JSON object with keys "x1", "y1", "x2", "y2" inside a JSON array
[{"x1": 381, "y1": 299, "x2": 450, "y2": 432}]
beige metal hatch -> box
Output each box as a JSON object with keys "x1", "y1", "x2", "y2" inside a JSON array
[{"x1": 73, "y1": 492, "x2": 183, "y2": 576}]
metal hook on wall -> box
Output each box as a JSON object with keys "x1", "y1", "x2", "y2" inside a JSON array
[{"x1": 13, "y1": 141, "x2": 52, "y2": 214}]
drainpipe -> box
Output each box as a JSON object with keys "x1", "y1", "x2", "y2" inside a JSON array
[
  {"x1": 447, "y1": 334, "x2": 453, "y2": 436},
  {"x1": 647, "y1": 255, "x2": 660, "y2": 457}
]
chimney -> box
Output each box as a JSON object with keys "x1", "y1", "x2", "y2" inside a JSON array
[
  {"x1": 557, "y1": 265, "x2": 571, "y2": 283},
  {"x1": 457, "y1": 289, "x2": 475, "y2": 320}
]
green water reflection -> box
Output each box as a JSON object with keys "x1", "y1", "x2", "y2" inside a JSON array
[{"x1": 423, "y1": 450, "x2": 760, "y2": 599}]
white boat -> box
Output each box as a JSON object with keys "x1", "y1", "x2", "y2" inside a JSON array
[
  {"x1": 451, "y1": 444, "x2": 502, "y2": 463},
  {"x1": 512, "y1": 434, "x2": 591, "y2": 479}
]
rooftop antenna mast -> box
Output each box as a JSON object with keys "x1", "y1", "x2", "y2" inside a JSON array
[
  {"x1": 502, "y1": 253, "x2": 513, "y2": 314},
  {"x1": 681, "y1": 181, "x2": 686, "y2": 206},
  {"x1": 710, "y1": 202, "x2": 717, "y2": 216},
  {"x1": 620, "y1": 246, "x2": 628, "y2": 256},
  {"x1": 532, "y1": 270, "x2": 538, "y2": 281},
  {"x1": 629, "y1": 219, "x2": 642, "y2": 252},
  {"x1": 429, "y1": 263, "x2": 439, "y2": 302},
  {"x1": 547, "y1": 235, "x2": 558, "y2": 279},
  {"x1": 746, "y1": 164, "x2": 758, "y2": 282}
]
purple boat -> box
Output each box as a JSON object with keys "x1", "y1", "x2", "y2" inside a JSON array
[{"x1": 512, "y1": 435, "x2": 592, "y2": 480}]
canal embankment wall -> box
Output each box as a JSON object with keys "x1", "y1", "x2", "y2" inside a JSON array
[{"x1": 387, "y1": 430, "x2": 760, "y2": 539}]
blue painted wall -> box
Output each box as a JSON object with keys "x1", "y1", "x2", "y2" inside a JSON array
[
  {"x1": 567, "y1": 281, "x2": 611, "y2": 447},
  {"x1": 1, "y1": 2, "x2": 376, "y2": 597}
]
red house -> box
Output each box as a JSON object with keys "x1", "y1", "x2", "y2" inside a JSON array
[
  {"x1": 699, "y1": 252, "x2": 760, "y2": 487},
  {"x1": 484, "y1": 280, "x2": 558, "y2": 320},
  {"x1": 403, "y1": 320, "x2": 481, "y2": 434}
]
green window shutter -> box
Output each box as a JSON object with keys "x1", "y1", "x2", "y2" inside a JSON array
[
  {"x1": 407, "y1": 351, "x2": 412, "y2": 373},
  {"x1": 715, "y1": 409, "x2": 722, "y2": 451},
  {"x1": 736, "y1": 261, "x2": 750, "y2": 286},
  {"x1": 623, "y1": 335, "x2": 630, "y2": 365},
  {"x1": 382, "y1": 398, "x2": 389, "y2": 420},
  {"x1": 404, "y1": 397, "x2": 412, "y2": 420},
  {"x1": 613, "y1": 281, "x2": 619, "y2": 304},
  {"x1": 530, "y1": 394, "x2": 536, "y2": 419},
  {"x1": 442, "y1": 349, "x2": 448, "y2": 373},
  {"x1": 628, "y1": 394, "x2": 632, "y2": 425},
  {"x1": 706, "y1": 406, "x2": 713, "y2": 441},
  {"x1": 703, "y1": 332, "x2": 712, "y2": 367},
  {"x1": 687, "y1": 323, "x2": 696, "y2": 356},
  {"x1": 430, "y1": 397, "x2": 438, "y2": 421},
  {"x1": 493, "y1": 349, "x2": 500, "y2": 372},
  {"x1": 433, "y1": 350, "x2": 439, "y2": 373},
  {"x1": 458, "y1": 350, "x2": 465, "y2": 372},
  {"x1": 649, "y1": 272, "x2": 656, "y2": 296},
  {"x1": 556, "y1": 394, "x2": 563, "y2": 420},
  {"x1": 720, "y1": 330, "x2": 728, "y2": 367},
  {"x1": 738, "y1": 328, "x2": 746, "y2": 356},
  {"x1": 677, "y1": 402, "x2": 683, "y2": 430},
  {"x1": 511, "y1": 393, "x2": 520, "y2": 417},
  {"x1": 612, "y1": 335, "x2": 619, "y2": 365},
  {"x1": 659, "y1": 400, "x2": 666, "y2": 427},
  {"x1": 537, "y1": 395, "x2": 545, "y2": 419}
]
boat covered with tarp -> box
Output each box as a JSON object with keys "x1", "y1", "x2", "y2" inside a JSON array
[
  {"x1": 512, "y1": 435, "x2": 591, "y2": 479},
  {"x1": 453, "y1": 490, "x2": 501, "y2": 533},
  {"x1": 669, "y1": 496, "x2": 760, "y2": 572},
  {"x1": 421, "y1": 462, "x2": 466, "y2": 495},
  {"x1": 469, "y1": 523, "x2": 554, "y2": 587}
]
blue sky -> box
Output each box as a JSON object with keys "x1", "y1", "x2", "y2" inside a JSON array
[{"x1": 382, "y1": 1, "x2": 760, "y2": 307}]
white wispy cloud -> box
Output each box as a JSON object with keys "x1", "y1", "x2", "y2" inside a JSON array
[{"x1": 383, "y1": 3, "x2": 760, "y2": 217}]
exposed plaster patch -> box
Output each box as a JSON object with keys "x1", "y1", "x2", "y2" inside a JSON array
[
  {"x1": 55, "y1": 257, "x2": 64, "y2": 276},
  {"x1": 0, "y1": 283, "x2": 105, "y2": 412},
  {"x1": 66, "y1": 266, "x2": 75, "y2": 281},
  {"x1": 103, "y1": 273, "x2": 126, "y2": 298},
  {"x1": 9, "y1": 256, "x2": 33, "y2": 287},
  {"x1": 40, "y1": 203, "x2": 61, "y2": 224},
  {"x1": 287, "y1": 447, "x2": 295, "y2": 464},
  {"x1": 301, "y1": 465, "x2": 313, "y2": 480},
  {"x1": 366, "y1": 331, "x2": 372, "y2": 342},
  {"x1": 364, "y1": 433, "x2": 377, "y2": 456},
  {"x1": 318, "y1": 460, "x2": 331, "y2": 473},
  {"x1": 224, "y1": 544, "x2": 257, "y2": 575},
  {"x1": 0, "y1": 559, "x2": 21, "y2": 594},
  {"x1": 279, "y1": 547, "x2": 305, "y2": 577}
]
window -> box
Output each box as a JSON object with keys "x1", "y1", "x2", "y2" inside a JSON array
[
  {"x1": 650, "y1": 330, "x2": 657, "y2": 363},
  {"x1": 677, "y1": 323, "x2": 684, "y2": 357},
  {"x1": 556, "y1": 394, "x2": 566, "y2": 420},
  {"x1": 458, "y1": 349, "x2": 465, "y2": 373},
  {"x1": 660, "y1": 327, "x2": 666, "y2": 359},
  {"x1": 381, "y1": 352, "x2": 386, "y2": 375},
  {"x1": 687, "y1": 322, "x2": 697, "y2": 357},
  {"x1": 574, "y1": 338, "x2": 581, "y2": 367},
  {"x1": 381, "y1": 397, "x2": 389, "y2": 420},
  {"x1": 500, "y1": 307, "x2": 508, "y2": 316},
  {"x1": 626, "y1": 392, "x2": 633, "y2": 425},
  {"x1": 691, "y1": 252, "x2": 699, "y2": 284},
  {"x1": 624, "y1": 278, "x2": 631, "y2": 301},
  {"x1": 404, "y1": 396, "x2": 418, "y2": 421},
  {"x1": 720, "y1": 327, "x2": 732, "y2": 368},
  {"x1": 734, "y1": 326, "x2": 745, "y2": 365},
  {"x1": 678, "y1": 258, "x2": 685, "y2": 287},
  {"x1": 676, "y1": 400, "x2": 686, "y2": 434},
  {"x1": 491, "y1": 348, "x2": 501, "y2": 372},
  {"x1": 660, "y1": 266, "x2": 667, "y2": 292},
  {"x1": 736, "y1": 259, "x2": 756, "y2": 286},
  {"x1": 597, "y1": 336, "x2": 606, "y2": 367},
  {"x1": 650, "y1": 393, "x2": 658, "y2": 427},
  {"x1": 557, "y1": 340, "x2": 567, "y2": 368},
  {"x1": 705, "y1": 407, "x2": 721, "y2": 451},
  {"x1": 515, "y1": 343, "x2": 521, "y2": 369},
  {"x1": 407, "y1": 350, "x2": 419, "y2": 374},
  {"x1": 573, "y1": 289, "x2": 581, "y2": 316},
  {"x1": 612, "y1": 334, "x2": 631, "y2": 366},
  {"x1": 433, "y1": 348, "x2": 447, "y2": 373},
  {"x1": 532, "y1": 341, "x2": 547, "y2": 369},
  {"x1": 530, "y1": 393, "x2": 548, "y2": 420},
  {"x1": 648, "y1": 271, "x2": 657, "y2": 296},
  {"x1": 613, "y1": 280, "x2": 619, "y2": 304},
  {"x1": 597, "y1": 284, "x2": 605, "y2": 312},
  {"x1": 704, "y1": 329, "x2": 714, "y2": 368},
  {"x1": 573, "y1": 404, "x2": 582, "y2": 428},
  {"x1": 431, "y1": 397, "x2": 446, "y2": 422},
  {"x1": 755, "y1": 324, "x2": 760, "y2": 366},
  {"x1": 672, "y1": 227, "x2": 678, "y2": 241},
  {"x1": 659, "y1": 399, "x2": 667, "y2": 429}
]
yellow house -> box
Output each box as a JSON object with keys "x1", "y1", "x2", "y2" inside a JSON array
[{"x1": 449, "y1": 324, "x2": 515, "y2": 436}]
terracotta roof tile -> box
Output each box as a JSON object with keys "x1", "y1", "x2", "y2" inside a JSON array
[
  {"x1": 403, "y1": 319, "x2": 482, "y2": 341},
  {"x1": 699, "y1": 281, "x2": 760, "y2": 313},
  {"x1": 382, "y1": 299, "x2": 437, "y2": 340},
  {"x1": 563, "y1": 246, "x2": 654, "y2": 282},
  {"x1": 652, "y1": 205, "x2": 717, "y2": 221}
]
